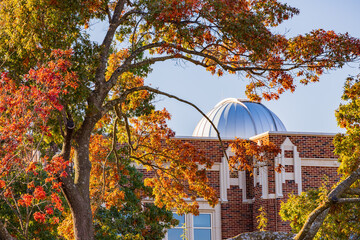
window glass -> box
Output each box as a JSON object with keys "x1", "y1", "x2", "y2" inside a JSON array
[
  {"x1": 173, "y1": 214, "x2": 185, "y2": 227},
  {"x1": 194, "y1": 214, "x2": 211, "y2": 227},
  {"x1": 168, "y1": 213, "x2": 213, "y2": 240},
  {"x1": 194, "y1": 229, "x2": 211, "y2": 240},
  {"x1": 168, "y1": 229, "x2": 184, "y2": 240},
  {"x1": 168, "y1": 213, "x2": 185, "y2": 240}
]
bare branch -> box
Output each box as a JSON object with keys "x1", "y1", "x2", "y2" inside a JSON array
[
  {"x1": 111, "y1": 116, "x2": 122, "y2": 173},
  {"x1": 336, "y1": 197, "x2": 360, "y2": 203},
  {"x1": 345, "y1": 187, "x2": 360, "y2": 195},
  {"x1": 295, "y1": 204, "x2": 330, "y2": 240},
  {"x1": 106, "y1": 41, "x2": 167, "y2": 89},
  {"x1": 114, "y1": 105, "x2": 134, "y2": 152},
  {"x1": 103, "y1": 86, "x2": 229, "y2": 162},
  {"x1": 0, "y1": 220, "x2": 16, "y2": 240}
]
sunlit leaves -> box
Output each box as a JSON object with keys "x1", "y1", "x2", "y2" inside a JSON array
[
  {"x1": 122, "y1": 108, "x2": 218, "y2": 215},
  {"x1": 0, "y1": 50, "x2": 77, "y2": 238},
  {"x1": 280, "y1": 74, "x2": 360, "y2": 239},
  {"x1": 118, "y1": 0, "x2": 360, "y2": 101},
  {"x1": 0, "y1": 0, "x2": 85, "y2": 76},
  {"x1": 334, "y1": 74, "x2": 360, "y2": 177},
  {"x1": 280, "y1": 180, "x2": 360, "y2": 239},
  {"x1": 229, "y1": 137, "x2": 280, "y2": 172}
]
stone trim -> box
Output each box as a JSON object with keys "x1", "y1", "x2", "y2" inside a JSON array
[
  {"x1": 301, "y1": 158, "x2": 339, "y2": 167},
  {"x1": 250, "y1": 131, "x2": 337, "y2": 140},
  {"x1": 275, "y1": 137, "x2": 302, "y2": 198},
  {"x1": 220, "y1": 148, "x2": 231, "y2": 202}
]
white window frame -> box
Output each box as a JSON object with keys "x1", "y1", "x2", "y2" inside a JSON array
[
  {"x1": 165, "y1": 202, "x2": 221, "y2": 240},
  {"x1": 192, "y1": 212, "x2": 212, "y2": 240},
  {"x1": 166, "y1": 213, "x2": 187, "y2": 240}
]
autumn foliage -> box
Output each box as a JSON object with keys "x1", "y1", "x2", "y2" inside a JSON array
[
  {"x1": 229, "y1": 138, "x2": 281, "y2": 172},
  {"x1": 1, "y1": 0, "x2": 360, "y2": 239},
  {"x1": 334, "y1": 75, "x2": 360, "y2": 176},
  {"x1": 0, "y1": 50, "x2": 76, "y2": 238},
  {"x1": 279, "y1": 75, "x2": 360, "y2": 239}
]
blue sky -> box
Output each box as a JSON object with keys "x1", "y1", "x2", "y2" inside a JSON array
[
  {"x1": 147, "y1": 0, "x2": 360, "y2": 136},
  {"x1": 91, "y1": 1, "x2": 360, "y2": 136}
]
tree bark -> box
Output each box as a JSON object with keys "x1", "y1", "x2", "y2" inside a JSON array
[
  {"x1": 73, "y1": 136, "x2": 93, "y2": 238},
  {"x1": 59, "y1": 115, "x2": 97, "y2": 240},
  {"x1": 71, "y1": 197, "x2": 94, "y2": 240},
  {"x1": 61, "y1": 169, "x2": 94, "y2": 240},
  {"x1": 0, "y1": 220, "x2": 15, "y2": 240},
  {"x1": 61, "y1": 181, "x2": 93, "y2": 240}
]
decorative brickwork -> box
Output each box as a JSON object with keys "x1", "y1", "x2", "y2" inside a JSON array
[
  {"x1": 221, "y1": 186, "x2": 253, "y2": 238},
  {"x1": 207, "y1": 171, "x2": 221, "y2": 198},
  {"x1": 145, "y1": 133, "x2": 340, "y2": 239}
]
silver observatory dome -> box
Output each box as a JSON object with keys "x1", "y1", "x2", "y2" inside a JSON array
[{"x1": 192, "y1": 98, "x2": 286, "y2": 139}]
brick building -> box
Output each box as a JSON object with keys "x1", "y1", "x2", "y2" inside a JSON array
[{"x1": 164, "y1": 98, "x2": 340, "y2": 240}]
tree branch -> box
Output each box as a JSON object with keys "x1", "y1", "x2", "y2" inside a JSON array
[
  {"x1": 0, "y1": 219, "x2": 16, "y2": 240},
  {"x1": 345, "y1": 187, "x2": 360, "y2": 195},
  {"x1": 106, "y1": 41, "x2": 167, "y2": 89},
  {"x1": 94, "y1": 0, "x2": 127, "y2": 85},
  {"x1": 295, "y1": 204, "x2": 330, "y2": 240},
  {"x1": 103, "y1": 85, "x2": 229, "y2": 162},
  {"x1": 336, "y1": 197, "x2": 360, "y2": 203},
  {"x1": 114, "y1": 105, "x2": 134, "y2": 152},
  {"x1": 295, "y1": 167, "x2": 360, "y2": 240}
]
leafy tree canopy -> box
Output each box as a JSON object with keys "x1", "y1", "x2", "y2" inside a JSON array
[
  {"x1": 1, "y1": 0, "x2": 360, "y2": 239},
  {"x1": 280, "y1": 74, "x2": 360, "y2": 240}
]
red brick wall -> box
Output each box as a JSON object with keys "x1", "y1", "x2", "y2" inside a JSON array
[
  {"x1": 177, "y1": 138, "x2": 230, "y2": 163},
  {"x1": 249, "y1": 133, "x2": 339, "y2": 234},
  {"x1": 265, "y1": 134, "x2": 336, "y2": 159},
  {"x1": 221, "y1": 187, "x2": 253, "y2": 239},
  {"x1": 302, "y1": 166, "x2": 340, "y2": 191},
  {"x1": 207, "y1": 171, "x2": 221, "y2": 198},
  {"x1": 140, "y1": 134, "x2": 340, "y2": 238}
]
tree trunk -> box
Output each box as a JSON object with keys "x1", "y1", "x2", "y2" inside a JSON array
[
  {"x1": 60, "y1": 124, "x2": 95, "y2": 240},
  {"x1": 61, "y1": 186, "x2": 94, "y2": 240},
  {"x1": 71, "y1": 200, "x2": 94, "y2": 240},
  {"x1": 0, "y1": 220, "x2": 16, "y2": 240},
  {"x1": 62, "y1": 148, "x2": 94, "y2": 239},
  {"x1": 72, "y1": 138, "x2": 93, "y2": 240}
]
